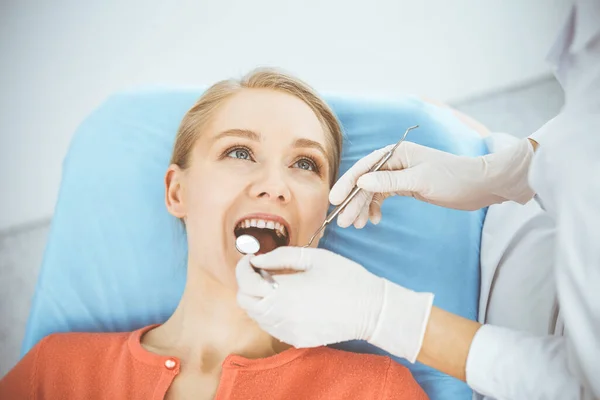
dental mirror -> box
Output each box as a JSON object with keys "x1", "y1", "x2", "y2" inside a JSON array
[
  {"x1": 235, "y1": 234, "x2": 278, "y2": 288},
  {"x1": 235, "y1": 234, "x2": 261, "y2": 254}
]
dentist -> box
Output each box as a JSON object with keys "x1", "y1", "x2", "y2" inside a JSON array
[{"x1": 236, "y1": 2, "x2": 600, "y2": 399}]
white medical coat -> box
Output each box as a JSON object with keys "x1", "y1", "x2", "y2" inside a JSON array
[{"x1": 466, "y1": 1, "x2": 600, "y2": 399}]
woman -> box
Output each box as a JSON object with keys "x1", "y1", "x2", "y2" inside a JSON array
[{"x1": 0, "y1": 69, "x2": 427, "y2": 399}]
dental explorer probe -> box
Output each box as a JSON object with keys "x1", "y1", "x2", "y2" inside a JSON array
[{"x1": 304, "y1": 125, "x2": 419, "y2": 248}]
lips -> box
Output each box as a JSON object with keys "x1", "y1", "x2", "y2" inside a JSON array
[{"x1": 233, "y1": 213, "x2": 291, "y2": 253}]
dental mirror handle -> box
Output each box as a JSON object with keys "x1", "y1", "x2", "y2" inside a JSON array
[
  {"x1": 257, "y1": 268, "x2": 278, "y2": 287},
  {"x1": 235, "y1": 234, "x2": 278, "y2": 288}
]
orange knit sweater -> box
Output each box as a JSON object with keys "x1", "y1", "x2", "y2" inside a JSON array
[{"x1": 0, "y1": 325, "x2": 427, "y2": 399}]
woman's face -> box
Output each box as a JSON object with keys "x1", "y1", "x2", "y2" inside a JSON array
[{"x1": 166, "y1": 88, "x2": 332, "y2": 286}]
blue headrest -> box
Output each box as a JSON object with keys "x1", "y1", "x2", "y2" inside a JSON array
[{"x1": 23, "y1": 88, "x2": 486, "y2": 399}]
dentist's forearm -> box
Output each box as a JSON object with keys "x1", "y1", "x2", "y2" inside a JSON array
[
  {"x1": 414, "y1": 140, "x2": 538, "y2": 379},
  {"x1": 416, "y1": 306, "x2": 481, "y2": 382},
  {"x1": 419, "y1": 310, "x2": 588, "y2": 398}
]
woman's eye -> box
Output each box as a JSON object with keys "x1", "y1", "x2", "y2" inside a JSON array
[
  {"x1": 226, "y1": 148, "x2": 252, "y2": 161},
  {"x1": 293, "y1": 158, "x2": 317, "y2": 172}
]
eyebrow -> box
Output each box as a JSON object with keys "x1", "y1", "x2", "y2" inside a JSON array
[
  {"x1": 214, "y1": 129, "x2": 261, "y2": 142},
  {"x1": 214, "y1": 129, "x2": 328, "y2": 159},
  {"x1": 292, "y1": 138, "x2": 328, "y2": 160}
]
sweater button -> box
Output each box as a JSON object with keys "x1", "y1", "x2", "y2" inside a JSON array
[{"x1": 165, "y1": 359, "x2": 177, "y2": 369}]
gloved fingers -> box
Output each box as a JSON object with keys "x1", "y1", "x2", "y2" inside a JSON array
[
  {"x1": 357, "y1": 168, "x2": 423, "y2": 194},
  {"x1": 236, "y1": 254, "x2": 277, "y2": 298},
  {"x1": 251, "y1": 246, "x2": 313, "y2": 272},
  {"x1": 392, "y1": 141, "x2": 446, "y2": 167},
  {"x1": 237, "y1": 292, "x2": 260, "y2": 313},
  {"x1": 237, "y1": 292, "x2": 279, "y2": 321},
  {"x1": 353, "y1": 192, "x2": 373, "y2": 229},
  {"x1": 369, "y1": 193, "x2": 385, "y2": 225},
  {"x1": 329, "y1": 145, "x2": 394, "y2": 205},
  {"x1": 336, "y1": 189, "x2": 372, "y2": 228}
]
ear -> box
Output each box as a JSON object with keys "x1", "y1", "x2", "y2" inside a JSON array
[{"x1": 165, "y1": 164, "x2": 186, "y2": 219}]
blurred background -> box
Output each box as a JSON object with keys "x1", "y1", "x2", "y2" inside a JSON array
[{"x1": 1, "y1": 0, "x2": 569, "y2": 376}]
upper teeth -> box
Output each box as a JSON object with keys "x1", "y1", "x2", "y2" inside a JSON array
[{"x1": 237, "y1": 219, "x2": 288, "y2": 239}]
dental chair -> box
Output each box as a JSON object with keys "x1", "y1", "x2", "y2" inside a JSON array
[{"x1": 21, "y1": 87, "x2": 488, "y2": 399}]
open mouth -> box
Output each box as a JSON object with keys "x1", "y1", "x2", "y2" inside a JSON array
[{"x1": 234, "y1": 216, "x2": 290, "y2": 255}]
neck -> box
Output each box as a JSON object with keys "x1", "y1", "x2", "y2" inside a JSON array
[{"x1": 142, "y1": 263, "x2": 290, "y2": 372}]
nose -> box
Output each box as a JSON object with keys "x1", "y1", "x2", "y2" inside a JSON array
[{"x1": 250, "y1": 168, "x2": 292, "y2": 204}]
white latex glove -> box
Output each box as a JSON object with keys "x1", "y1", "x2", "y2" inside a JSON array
[
  {"x1": 330, "y1": 138, "x2": 535, "y2": 228},
  {"x1": 236, "y1": 247, "x2": 434, "y2": 363}
]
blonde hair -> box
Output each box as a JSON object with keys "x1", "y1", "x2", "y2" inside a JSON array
[{"x1": 170, "y1": 68, "x2": 343, "y2": 186}]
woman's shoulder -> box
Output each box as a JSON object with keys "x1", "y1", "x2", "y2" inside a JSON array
[
  {"x1": 300, "y1": 346, "x2": 409, "y2": 378},
  {"x1": 28, "y1": 329, "x2": 134, "y2": 368},
  {"x1": 0, "y1": 327, "x2": 150, "y2": 399},
  {"x1": 296, "y1": 347, "x2": 428, "y2": 399},
  {"x1": 40, "y1": 329, "x2": 131, "y2": 351},
  {"x1": 303, "y1": 346, "x2": 394, "y2": 368},
  {"x1": 22, "y1": 329, "x2": 134, "y2": 377}
]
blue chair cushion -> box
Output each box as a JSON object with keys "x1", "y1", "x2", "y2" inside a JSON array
[{"x1": 22, "y1": 88, "x2": 487, "y2": 400}]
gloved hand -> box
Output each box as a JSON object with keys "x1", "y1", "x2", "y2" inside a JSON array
[
  {"x1": 330, "y1": 138, "x2": 536, "y2": 228},
  {"x1": 236, "y1": 247, "x2": 434, "y2": 363}
]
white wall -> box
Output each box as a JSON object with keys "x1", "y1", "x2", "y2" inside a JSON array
[{"x1": 0, "y1": 0, "x2": 570, "y2": 231}]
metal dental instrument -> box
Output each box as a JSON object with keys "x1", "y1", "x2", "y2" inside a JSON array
[
  {"x1": 236, "y1": 234, "x2": 261, "y2": 254},
  {"x1": 235, "y1": 234, "x2": 278, "y2": 288},
  {"x1": 304, "y1": 124, "x2": 419, "y2": 248}
]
